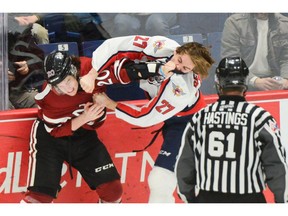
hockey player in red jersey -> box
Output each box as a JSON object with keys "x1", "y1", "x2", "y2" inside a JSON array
[
  {"x1": 81, "y1": 35, "x2": 215, "y2": 203},
  {"x1": 21, "y1": 51, "x2": 122, "y2": 203}
]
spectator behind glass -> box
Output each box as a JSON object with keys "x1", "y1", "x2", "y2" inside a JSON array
[
  {"x1": 99, "y1": 13, "x2": 177, "y2": 37},
  {"x1": 9, "y1": 13, "x2": 49, "y2": 44},
  {"x1": 14, "y1": 13, "x2": 111, "y2": 56},
  {"x1": 8, "y1": 25, "x2": 46, "y2": 109},
  {"x1": 170, "y1": 13, "x2": 231, "y2": 35},
  {"x1": 14, "y1": 13, "x2": 111, "y2": 42},
  {"x1": 221, "y1": 13, "x2": 288, "y2": 91}
]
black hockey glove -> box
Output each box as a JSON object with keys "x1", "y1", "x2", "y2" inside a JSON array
[{"x1": 124, "y1": 60, "x2": 163, "y2": 81}]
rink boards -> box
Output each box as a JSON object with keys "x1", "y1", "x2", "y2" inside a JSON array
[{"x1": 1, "y1": 90, "x2": 288, "y2": 203}]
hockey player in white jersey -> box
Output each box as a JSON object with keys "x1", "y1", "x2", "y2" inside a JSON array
[
  {"x1": 80, "y1": 35, "x2": 181, "y2": 92},
  {"x1": 80, "y1": 35, "x2": 215, "y2": 203}
]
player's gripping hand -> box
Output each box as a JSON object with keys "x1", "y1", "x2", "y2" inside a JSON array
[
  {"x1": 83, "y1": 102, "x2": 105, "y2": 122},
  {"x1": 161, "y1": 61, "x2": 177, "y2": 77},
  {"x1": 93, "y1": 92, "x2": 117, "y2": 111},
  {"x1": 72, "y1": 102, "x2": 105, "y2": 131},
  {"x1": 80, "y1": 68, "x2": 98, "y2": 93}
]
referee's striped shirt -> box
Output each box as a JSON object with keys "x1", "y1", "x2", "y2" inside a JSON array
[{"x1": 175, "y1": 95, "x2": 288, "y2": 203}]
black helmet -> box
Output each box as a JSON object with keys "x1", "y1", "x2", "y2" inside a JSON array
[
  {"x1": 215, "y1": 57, "x2": 249, "y2": 90},
  {"x1": 44, "y1": 51, "x2": 77, "y2": 85}
]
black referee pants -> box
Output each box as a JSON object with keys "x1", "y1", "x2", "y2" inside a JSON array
[{"x1": 196, "y1": 190, "x2": 266, "y2": 203}]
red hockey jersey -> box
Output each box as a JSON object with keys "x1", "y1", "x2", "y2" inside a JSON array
[{"x1": 35, "y1": 57, "x2": 105, "y2": 137}]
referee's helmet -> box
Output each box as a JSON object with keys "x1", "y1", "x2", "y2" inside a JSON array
[
  {"x1": 44, "y1": 51, "x2": 77, "y2": 85},
  {"x1": 215, "y1": 56, "x2": 249, "y2": 91}
]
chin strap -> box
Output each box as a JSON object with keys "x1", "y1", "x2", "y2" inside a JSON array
[{"x1": 215, "y1": 83, "x2": 221, "y2": 96}]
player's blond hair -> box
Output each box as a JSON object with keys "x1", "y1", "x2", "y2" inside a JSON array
[{"x1": 176, "y1": 42, "x2": 215, "y2": 79}]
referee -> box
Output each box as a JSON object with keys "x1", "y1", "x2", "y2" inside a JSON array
[{"x1": 175, "y1": 57, "x2": 288, "y2": 203}]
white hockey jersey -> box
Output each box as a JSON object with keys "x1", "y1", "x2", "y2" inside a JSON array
[
  {"x1": 92, "y1": 35, "x2": 179, "y2": 72},
  {"x1": 116, "y1": 72, "x2": 206, "y2": 127},
  {"x1": 92, "y1": 35, "x2": 206, "y2": 127}
]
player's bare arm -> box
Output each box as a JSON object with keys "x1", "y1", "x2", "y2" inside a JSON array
[{"x1": 93, "y1": 92, "x2": 117, "y2": 111}]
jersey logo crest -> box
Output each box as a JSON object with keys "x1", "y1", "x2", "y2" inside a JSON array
[
  {"x1": 153, "y1": 40, "x2": 165, "y2": 53},
  {"x1": 172, "y1": 82, "x2": 185, "y2": 96}
]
